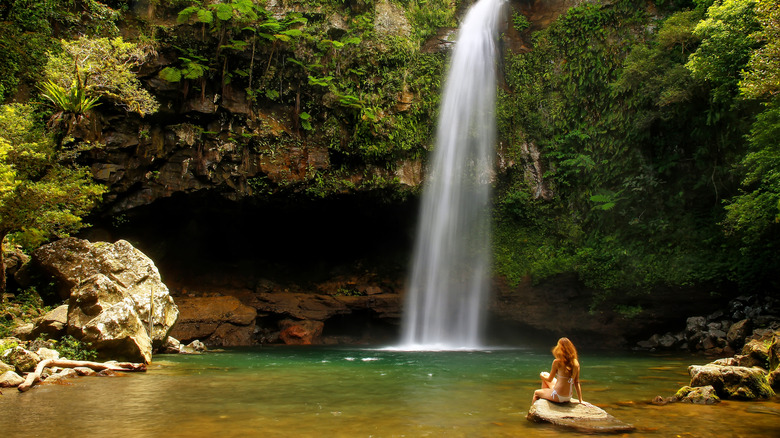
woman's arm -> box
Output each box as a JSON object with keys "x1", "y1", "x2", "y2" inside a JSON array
[{"x1": 540, "y1": 359, "x2": 559, "y2": 383}]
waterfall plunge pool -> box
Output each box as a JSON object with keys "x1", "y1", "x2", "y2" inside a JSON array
[{"x1": 2, "y1": 346, "x2": 778, "y2": 437}]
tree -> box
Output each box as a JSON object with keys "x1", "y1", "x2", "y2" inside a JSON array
[
  {"x1": 0, "y1": 103, "x2": 105, "y2": 292},
  {"x1": 45, "y1": 37, "x2": 159, "y2": 116}
]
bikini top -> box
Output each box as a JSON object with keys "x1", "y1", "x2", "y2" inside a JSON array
[{"x1": 556, "y1": 373, "x2": 574, "y2": 384}]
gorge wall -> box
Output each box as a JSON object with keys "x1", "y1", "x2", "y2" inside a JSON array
[{"x1": 45, "y1": 0, "x2": 700, "y2": 349}]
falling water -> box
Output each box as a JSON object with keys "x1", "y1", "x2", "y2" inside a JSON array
[{"x1": 401, "y1": 0, "x2": 505, "y2": 349}]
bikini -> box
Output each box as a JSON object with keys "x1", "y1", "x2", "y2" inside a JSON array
[{"x1": 551, "y1": 373, "x2": 574, "y2": 403}]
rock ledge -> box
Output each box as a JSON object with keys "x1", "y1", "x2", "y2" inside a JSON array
[{"x1": 527, "y1": 399, "x2": 635, "y2": 433}]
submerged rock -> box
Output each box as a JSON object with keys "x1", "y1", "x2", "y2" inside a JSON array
[
  {"x1": 527, "y1": 400, "x2": 635, "y2": 433},
  {"x1": 674, "y1": 385, "x2": 720, "y2": 404}
]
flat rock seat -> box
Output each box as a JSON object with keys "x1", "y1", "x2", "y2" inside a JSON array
[{"x1": 527, "y1": 399, "x2": 635, "y2": 433}]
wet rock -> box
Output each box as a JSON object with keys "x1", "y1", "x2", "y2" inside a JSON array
[
  {"x1": 1, "y1": 347, "x2": 40, "y2": 373},
  {"x1": 169, "y1": 296, "x2": 256, "y2": 347},
  {"x1": 279, "y1": 319, "x2": 324, "y2": 345},
  {"x1": 689, "y1": 364, "x2": 775, "y2": 400},
  {"x1": 44, "y1": 367, "x2": 79, "y2": 385},
  {"x1": 0, "y1": 370, "x2": 25, "y2": 387},
  {"x1": 527, "y1": 400, "x2": 635, "y2": 433},
  {"x1": 674, "y1": 385, "x2": 720, "y2": 404}
]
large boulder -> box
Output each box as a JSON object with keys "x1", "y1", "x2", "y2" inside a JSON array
[
  {"x1": 689, "y1": 364, "x2": 775, "y2": 400},
  {"x1": 526, "y1": 400, "x2": 635, "y2": 433},
  {"x1": 33, "y1": 238, "x2": 179, "y2": 363},
  {"x1": 169, "y1": 296, "x2": 256, "y2": 347},
  {"x1": 0, "y1": 370, "x2": 25, "y2": 388}
]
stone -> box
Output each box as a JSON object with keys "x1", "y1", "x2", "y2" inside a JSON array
[
  {"x1": 35, "y1": 347, "x2": 60, "y2": 361},
  {"x1": 686, "y1": 316, "x2": 707, "y2": 335},
  {"x1": 159, "y1": 336, "x2": 182, "y2": 354},
  {"x1": 74, "y1": 367, "x2": 97, "y2": 376},
  {"x1": 674, "y1": 385, "x2": 720, "y2": 404},
  {"x1": 770, "y1": 333, "x2": 780, "y2": 371},
  {"x1": 727, "y1": 319, "x2": 752, "y2": 349},
  {"x1": 31, "y1": 304, "x2": 69, "y2": 339},
  {"x1": 11, "y1": 323, "x2": 34, "y2": 341},
  {"x1": 2, "y1": 347, "x2": 40, "y2": 373},
  {"x1": 689, "y1": 364, "x2": 775, "y2": 400},
  {"x1": 279, "y1": 319, "x2": 324, "y2": 345},
  {"x1": 33, "y1": 238, "x2": 180, "y2": 362},
  {"x1": 658, "y1": 333, "x2": 677, "y2": 348},
  {"x1": 0, "y1": 360, "x2": 13, "y2": 373},
  {"x1": 168, "y1": 296, "x2": 256, "y2": 347},
  {"x1": 526, "y1": 400, "x2": 635, "y2": 433},
  {"x1": 180, "y1": 340, "x2": 206, "y2": 354},
  {"x1": 77, "y1": 296, "x2": 153, "y2": 364},
  {"x1": 44, "y1": 368, "x2": 79, "y2": 384},
  {"x1": 740, "y1": 339, "x2": 770, "y2": 369},
  {"x1": 0, "y1": 370, "x2": 25, "y2": 387}
]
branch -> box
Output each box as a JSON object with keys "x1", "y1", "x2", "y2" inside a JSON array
[{"x1": 18, "y1": 359, "x2": 146, "y2": 392}]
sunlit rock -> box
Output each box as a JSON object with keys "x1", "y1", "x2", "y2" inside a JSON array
[
  {"x1": 689, "y1": 364, "x2": 775, "y2": 400},
  {"x1": 527, "y1": 399, "x2": 635, "y2": 433},
  {"x1": 31, "y1": 304, "x2": 68, "y2": 339},
  {"x1": 0, "y1": 370, "x2": 24, "y2": 387},
  {"x1": 674, "y1": 385, "x2": 720, "y2": 404},
  {"x1": 1, "y1": 347, "x2": 40, "y2": 373}
]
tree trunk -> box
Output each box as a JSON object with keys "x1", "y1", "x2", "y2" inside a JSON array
[
  {"x1": 0, "y1": 231, "x2": 7, "y2": 294},
  {"x1": 18, "y1": 358, "x2": 146, "y2": 392}
]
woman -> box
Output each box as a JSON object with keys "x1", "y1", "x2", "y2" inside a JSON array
[{"x1": 532, "y1": 337, "x2": 585, "y2": 404}]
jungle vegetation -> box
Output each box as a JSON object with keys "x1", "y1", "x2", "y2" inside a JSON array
[{"x1": 0, "y1": 0, "x2": 777, "y2": 309}]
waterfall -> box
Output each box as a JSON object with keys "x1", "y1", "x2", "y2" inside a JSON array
[{"x1": 400, "y1": 0, "x2": 505, "y2": 349}]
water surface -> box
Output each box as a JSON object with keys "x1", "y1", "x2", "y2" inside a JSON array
[{"x1": 2, "y1": 346, "x2": 778, "y2": 437}]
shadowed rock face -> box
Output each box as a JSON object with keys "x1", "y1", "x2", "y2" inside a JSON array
[{"x1": 527, "y1": 399, "x2": 635, "y2": 433}]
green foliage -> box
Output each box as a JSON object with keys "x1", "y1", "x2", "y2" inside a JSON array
[
  {"x1": 45, "y1": 37, "x2": 159, "y2": 116},
  {"x1": 54, "y1": 335, "x2": 98, "y2": 361},
  {"x1": 39, "y1": 79, "x2": 101, "y2": 115},
  {"x1": 739, "y1": 0, "x2": 780, "y2": 99},
  {"x1": 0, "y1": 103, "x2": 106, "y2": 256},
  {"x1": 512, "y1": 12, "x2": 530, "y2": 32}
]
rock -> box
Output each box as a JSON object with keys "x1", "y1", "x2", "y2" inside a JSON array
[
  {"x1": 658, "y1": 333, "x2": 677, "y2": 348},
  {"x1": 727, "y1": 319, "x2": 752, "y2": 349},
  {"x1": 689, "y1": 364, "x2": 775, "y2": 400},
  {"x1": 74, "y1": 366, "x2": 97, "y2": 376},
  {"x1": 0, "y1": 370, "x2": 25, "y2": 387},
  {"x1": 180, "y1": 340, "x2": 206, "y2": 354},
  {"x1": 11, "y1": 323, "x2": 35, "y2": 340},
  {"x1": 740, "y1": 339, "x2": 770, "y2": 369},
  {"x1": 686, "y1": 316, "x2": 707, "y2": 335},
  {"x1": 674, "y1": 385, "x2": 720, "y2": 404},
  {"x1": 770, "y1": 333, "x2": 780, "y2": 371},
  {"x1": 159, "y1": 336, "x2": 182, "y2": 354},
  {"x1": 526, "y1": 400, "x2": 634, "y2": 433},
  {"x1": 44, "y1": 368, "x2": 79, "y2": 384},
  {"x1": 33, "y1": 238, "x2": 180, "y2": 363},
  {"x1": 0, "y1": 360, "x2": 13, "y2": 373},
  {"x1": 2, "y1": 347, "x2": 40, "y2": 373},
  {"x1": 168, "y1": 296, "x2": 256, "y2": 347},
  {"x1": 77, "y1": 296, "x2": 153, "y2": 363},
  {"x1": 31, "y1": 305, "x2": 69, "y2": 339},
  {"x1": 279, "y1": 319, "x2": 324, "y2": 345},
  {"x1": 35, "y1": 347, "x2": 60, "y2": 361}
]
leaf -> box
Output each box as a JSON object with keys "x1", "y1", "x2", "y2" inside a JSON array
[
  {"x1": 159, "y1": 67, "x2": 182, "y2": 83},
  {"x1": 197, "y1": 9, "x2": 214, "y2": 24},
  {"x1": 214, "y1": 3, "x2": 233, "y2": 21},
  {"x1": 299, "y1": 112, "x2": 311, "y2": 120}
]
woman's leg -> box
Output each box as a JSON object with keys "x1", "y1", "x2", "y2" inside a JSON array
[{"x1": 533, "y1": 388, "x2": 558, "y2": 403}]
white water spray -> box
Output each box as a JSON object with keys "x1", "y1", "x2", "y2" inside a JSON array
[{"x1": 400, "y1": 0, "x2": 506, "y2": 350}]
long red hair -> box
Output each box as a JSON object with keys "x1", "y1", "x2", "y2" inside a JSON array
[{"x1": 552, "y1": 337, "x2": 578, "y2": 372}]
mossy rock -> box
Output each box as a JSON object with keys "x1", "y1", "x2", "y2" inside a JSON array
[
  {"x1": 689, "y1": 364, "x2": 775, "y2": 400},
  {"x1": 674, "y1": 385, "x2": 721, "y2": 404}
]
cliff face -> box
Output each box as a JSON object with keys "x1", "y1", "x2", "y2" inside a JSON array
[{"x1": 75, "y1": 0, "x2": 602, "y2": 346}]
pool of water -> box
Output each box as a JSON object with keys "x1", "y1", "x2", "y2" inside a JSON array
[{"x1": 2, "y1": 346, "x2": 778, "y2": 437}]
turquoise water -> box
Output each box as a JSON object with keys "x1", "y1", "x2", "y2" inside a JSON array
[{"x1": 1, "y1": 346, "x2": 778, "y2": 437}]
